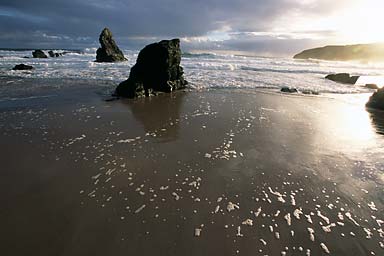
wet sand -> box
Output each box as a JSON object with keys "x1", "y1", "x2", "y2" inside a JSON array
[{"x1": 0, "y1": 78, "x2": 384, "y2": 256}]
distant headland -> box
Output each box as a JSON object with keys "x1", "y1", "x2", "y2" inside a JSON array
[{"x1": 293, "y1": 43, "x2": 384, "y2": 61}]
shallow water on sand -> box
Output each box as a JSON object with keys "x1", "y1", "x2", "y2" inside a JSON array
[{"x1": 0, "y1": 79, "x2": 383, "y2": 256}]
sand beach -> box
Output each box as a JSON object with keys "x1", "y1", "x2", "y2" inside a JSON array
[{"x1": 0, "y1": 78, "x2": 383, "y2": 255}]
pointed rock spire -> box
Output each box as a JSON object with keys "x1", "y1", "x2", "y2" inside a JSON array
[{"x1": 95, "y1": 27, "x2": 126, "y2": 62}]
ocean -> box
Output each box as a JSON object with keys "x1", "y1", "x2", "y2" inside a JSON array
[{"x1": 1, "y1": 48, "x2": 383, "y2": 94}]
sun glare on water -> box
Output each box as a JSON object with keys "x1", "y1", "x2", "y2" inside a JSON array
[{"x1": 287, "y1": 0, "x2": 384, "y2": 44}]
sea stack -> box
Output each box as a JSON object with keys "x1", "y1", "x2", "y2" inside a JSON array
[
  {"x1": 32, "y1": 50, "x2": 48, "y2": 58},
  {"x1": 48, "y1": 50, "x2": 63, "y2": 58},
  {"x1": 366, "y1": 88, "x2": 384, "y2": 110},
  {"x1": 115, "y1": 38, "x2": 188, "y2": 98},
  {"x1": 95, "y1": 28, "x2": 126, "y2": 62}
]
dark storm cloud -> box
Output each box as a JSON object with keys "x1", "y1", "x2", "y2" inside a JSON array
[
  {"x1": 0, "y1": 0, "x2": 349, "y2": 51},
  {"x1": 0, "y1": 0, "x2": 288, "y2": 36}
]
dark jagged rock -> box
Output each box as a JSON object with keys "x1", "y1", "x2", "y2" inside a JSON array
[
  {"x1": 32, "y1": 50, "x2": 48, "y2": 58},
  {"x1": 115, "y1": 39, "x2": 188, "y2": 98},
  {"x1": 48, "y1": 50, "x2": 63, "y2": 57},
  {"x1": 365, "y1": 84, "x2": 379, "y2": 89},
  {"x1": 325, "y1": 73, "x2": 359, "y2": 84},
  {"x1": 95, "y1": 28, "x2": 126, "y2": 62},
  {"x1": 366, "y1": 88, "x2": 384, "y2": 110},
  {"x1": 12, "y1": 64, "x2": 34, "y2": 70},
  {"x1": 281, "y1": 87, "x2": 298, "y2": 93}
]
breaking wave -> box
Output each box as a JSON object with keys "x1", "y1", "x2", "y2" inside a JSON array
[{"x1": 1, "y1": 48, "x2": 384, "y2": 94}]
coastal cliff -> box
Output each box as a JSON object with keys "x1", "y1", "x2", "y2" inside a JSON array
[{"x1": 294, "y1": 43, "x2": 384, "y2": 61}]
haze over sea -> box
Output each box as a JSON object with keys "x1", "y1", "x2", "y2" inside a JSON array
[{"x1": 1, "y1": 48, "x2": 384, "y2": 96}]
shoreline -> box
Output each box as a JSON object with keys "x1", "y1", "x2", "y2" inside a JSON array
[
  {"x1": 0, "y1": 75, "x2": 376, "y2": 99},
  {"x1": 0, "y1": 77, "x2": 384, "y2": 255}
]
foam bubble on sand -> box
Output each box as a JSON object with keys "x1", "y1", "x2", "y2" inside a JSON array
[
  {"x1": 307, "y1": 227, "x2": 315, "y2": 242},
  {"x1": 105, "y1": 168, "x2": 116, "y2": 176},
  {"x1": 293, "y1": 208, "x2": 303, "y2": 220},
  {"x1": 135, "y1": 204, "x2": 146, "y2": 214},
  {"x1": 92, "y1": 173, "x2": 101, "y2": 179},
  {"x1": 363, "y1": 228, "x2": 373, "y2": 239},
  {"x1": 322, "y1": 223, "x2": 336, "y2": 233},
  {"x1": 159, "y1": 186, "x2": 169, "y2": 190},
  {"x1": 214, "y1": 205, "x2": 220, "y2": 213},
  {"x1": 88, "y1": 190, "x2": 96, "y2": 197},
  {"x1": 255, "y1": 207, "x2": 262, "y2": 217},
  {"x1": 338, "y1": 212, "x2": 344, "y2": 221},
  {"x1": 305, "y1": 214, "x2": 313, "y2": 224},
  {"x1": 368, "y1": 202, "x2": 378, "y2": 211},
  {"x1": 189, "y1": 181, "x2": 198, "y2": 187},
  {"x1": 259, "y1": 239, "x2": 267, "y2": 246},
  {"x1": 172, "y1": 192, "x2": 180, "y2": 200},
  {"x1": 217, "y1": 197, "x2": 223, "y2": 203},
  {"x1": 242, "y1": 219, "x2": 253, "y2": 226},
  {"x1": 320, "y1": 243, "x2": 330, "y2": 254},
  {"x1": 376, "y1": 219, "x2": 384, "y2": 227},
  {"x1": 227, "y1": 202, "x2": 240, "y2": 212},
  {"x1": 268, "y1": 187, "x2": 286, "y2": 203},
  {"x1": 275, "y1": 232, "x2": 280, "y2": 239},
  {"x1": 117, "y1": 138, "x2": 136, "y2": 143},
  {"x1": 345, "y1": 212, "x2": 360, "y2": 226},
  {"x1": 67, "y1": 134, "x2": 86, "y2": 145},
  {"x1": 317, "y1": 211, "x2": 330, "y2": 224},
  {"x1": 284, "y1": 213, "x2": 292, "y2": 226},
  {"x1": 378, "y1": 228, "x2": 384, "y2": 238},
  {"x1": 274, "y1": 210, "x2": 281, "y2": 217},
  {"x1": 236, "y1": 226, "x2": 243, "y2": 237},
  {"x1": 379, "y1": 241, "x2": 384, "y2": 248},
  {"x1": 194, "y1": 228, "x2": 202, "y2": 237},
  {"x1": 306, "y1": 249, "x2": 311, "y2": 256}
]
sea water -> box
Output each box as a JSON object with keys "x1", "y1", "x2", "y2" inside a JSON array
[{"x1": 1, "y1": 48, "x2": 384, "y2": 94}]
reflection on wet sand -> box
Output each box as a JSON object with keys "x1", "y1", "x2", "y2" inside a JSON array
[
  {"x1": 368, "y1": 108, "x2": 384, "y2": 135},
  {"x1": 122, "y1": 93, "x2": 185, "y2": 142},
  {"x1": 1, "y1": 86, "x2": 384, "y2": 256}
]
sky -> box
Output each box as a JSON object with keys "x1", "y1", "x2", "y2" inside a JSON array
[{"x1": 1, "y1": 0, "x2": 383, "y2": 56}]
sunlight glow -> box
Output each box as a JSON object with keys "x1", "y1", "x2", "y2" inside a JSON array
[
  {"x1": 320, "y1": 96, "x2": 377, "y2": 152},
  {"x1": 277, "y1": 0, "x2": 384, "y2": 44},
  {"x1": 333, "y1": 0, "x2": 384, "y2": 43}
]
